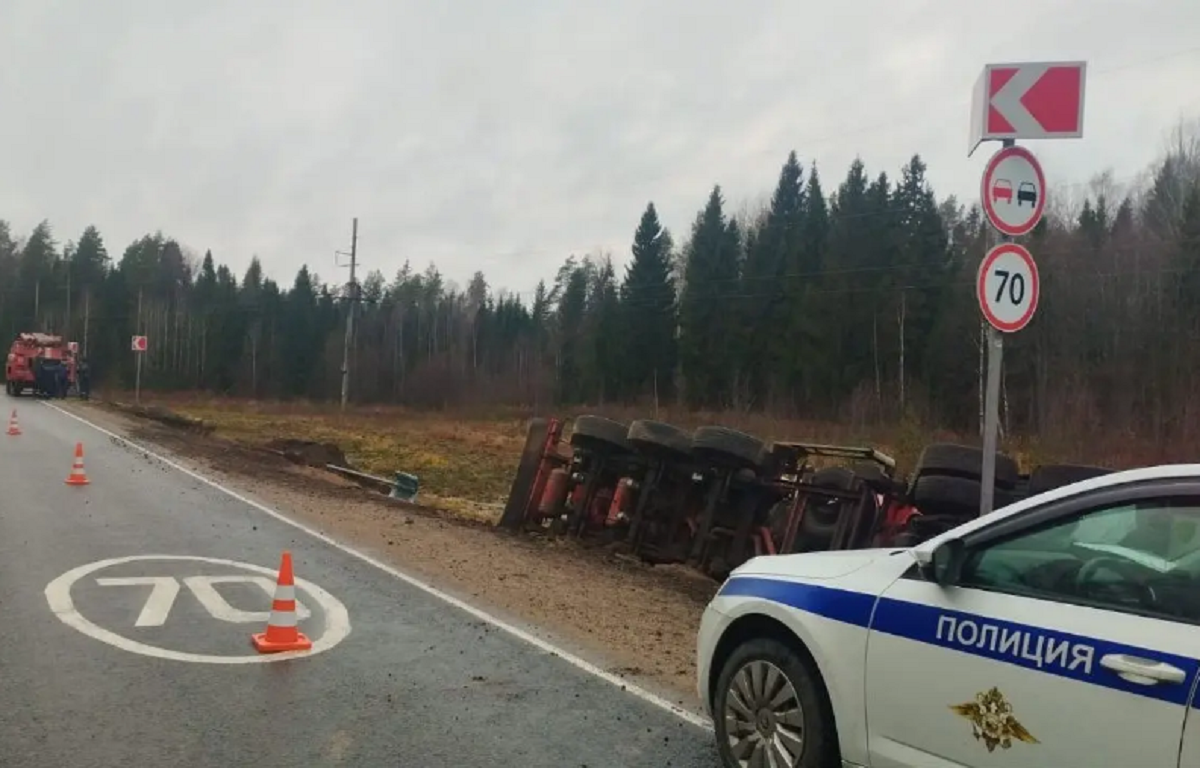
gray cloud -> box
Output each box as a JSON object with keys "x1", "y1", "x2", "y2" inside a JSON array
[{"x1": 1, "y1": 0, "x2": 1198, "y2": 297}]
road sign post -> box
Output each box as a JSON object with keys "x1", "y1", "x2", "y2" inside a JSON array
[
  {"x1": 970, "y1": 59, "x2": 1084, "y2": 515},
  {"x1": 131, "y1": 335, "x2": 148, "y2": 405}
]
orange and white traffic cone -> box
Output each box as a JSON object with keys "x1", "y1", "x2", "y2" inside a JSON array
[
  {"x1": 5, "y1": 409, "x2": 20, "y2": 436},
  {"x1": 64, "y1": 442, "x2": 90, "y2": 486},
  {"x1": 251, "y1": 551, "x2": 313, "y2": 653}
]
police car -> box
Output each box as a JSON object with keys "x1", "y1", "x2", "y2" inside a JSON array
[{"x1": 696, "y1": 464, "x2": 1200, "y2": 768}]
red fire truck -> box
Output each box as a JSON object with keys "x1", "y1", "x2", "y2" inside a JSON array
[{"x1": 4, "y1": 333, "x2": 77, "y2": 397}]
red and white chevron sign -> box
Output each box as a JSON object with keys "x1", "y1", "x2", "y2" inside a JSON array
[{"x1": 969, "y1": 61, "x2": 1086, "y2": 154}]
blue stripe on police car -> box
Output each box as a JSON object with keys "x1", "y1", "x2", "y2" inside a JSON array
[{"x1": 718, "y1": 576, "x2": 1200, "y2": 708}]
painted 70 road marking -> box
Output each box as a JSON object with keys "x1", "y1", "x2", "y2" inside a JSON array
[
  {"x1": 45, "y1": 555, "x2": 350, "y2": 664},
  {"x1": 96, "y1": 575, "x2": 312, "y2": 627}
]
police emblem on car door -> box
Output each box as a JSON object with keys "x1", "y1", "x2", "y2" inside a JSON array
[{"x1": 950, "y1": 687, "x2": 1038, "y2": 753}]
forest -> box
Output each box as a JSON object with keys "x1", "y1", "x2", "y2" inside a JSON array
[{"x1": 2, "y1": 120, "x2": 1199, "y2": 447}]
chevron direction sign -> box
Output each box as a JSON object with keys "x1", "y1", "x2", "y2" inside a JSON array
[{"x1": 969, "y1": 61, "x2": 1087, "y2": 155}]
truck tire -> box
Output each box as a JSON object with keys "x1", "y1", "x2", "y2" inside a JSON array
[
  {"x1": 712, "y1": 637, "x2": 841, "y2": 768},
  {"x1": 627, "y1": 419, "x2": 694, "y2": 464},
  {"x1": 568, "y1": 415, "x2": 632, "y2": 455},
  {"x1": 912, "y1": 474, "x2": 1019, "y2": 517},
  {"x1": 691, "y1": 426, "x2": 767, "y2": 471},
  {"x1": 1027, "y1": 464, "x2": 1112, "y2": 496},
  {"x1": 914, "y1": 443, "x2": 1019, "y2": 489},
  {"x1": 800, "y1": 467, "x2": 858, "y2": 538}
]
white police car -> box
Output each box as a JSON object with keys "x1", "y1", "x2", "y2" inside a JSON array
[{"x1": 696, "y1": 464, "x2": 1200, "y2": 767}]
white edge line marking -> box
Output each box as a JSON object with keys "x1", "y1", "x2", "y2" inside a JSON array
[
  {"x1": 45, "y1": 554, "x2": 351, "y2": 664},
  {"x1": 43, "y1": 401, "x2": 713, "y2": 730}
]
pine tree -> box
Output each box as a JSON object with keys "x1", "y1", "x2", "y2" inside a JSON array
[
  {"x1": 890, "y1": 155, "x2": 947, "y2": 407},
  {"x1": 679, "y1": 186, "x2": 740, "y2": 407},
  {"x1": 555, "y1": 258, "x2": 589, "y2": 403},
  {"x1": 283, "y1": 266, "x2": 318, "y2": 397},
  {"x1": 584, "y1": 257, "x2": 622, "y2": 403},
  {"x1": 620, "y1": 202, "x2": 677, "y2": 402},
  {"x1": 19, "y1": 221, "x2": 58, "y2": 330},
  {"x1": 788, "y1": 165, "x2": 830, "y2": 407},
  {"x1": 71, "y1": 226, "x2": 109, "y2": 291},
  {"x1": 739, "y1": 151, "x2": 805, "y2": 408}
]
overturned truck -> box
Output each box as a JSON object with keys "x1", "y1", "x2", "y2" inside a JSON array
[{"x1": 498, "y1": 415, "x2": 1111, "y2": 581}]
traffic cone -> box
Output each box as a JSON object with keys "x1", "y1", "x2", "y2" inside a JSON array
[
  {"x1": 251, "y1": 551, "x2": 313, "y2": 653},
  {"x1": 5, "y1": 409, "x2": 20, "y2": 436},
  {"x1": 64, "y1": 442, "x2": 90, "y2": 486}
]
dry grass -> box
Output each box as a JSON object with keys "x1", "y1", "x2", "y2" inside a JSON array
[
  {"x1": 98, "y1": 390, "x2": 1171, "y2": 517},
  {"x1": 109, "y1": 392, "x2": 526, "y2": 519}
]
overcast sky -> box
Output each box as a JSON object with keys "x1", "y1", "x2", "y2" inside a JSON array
[{"x1": 2, "y1": 1, "x2": 1198, "y2": 298}]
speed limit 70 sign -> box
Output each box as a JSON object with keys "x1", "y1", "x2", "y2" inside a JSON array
[{"x1": 977, "y1": 243, "x2": 1040, "y2": 333}]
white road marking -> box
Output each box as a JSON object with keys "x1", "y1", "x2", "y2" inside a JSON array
[
  {"x1": 95, "y1": 576, "x2": 181, "y2": 627},
  {"x1": 43, "y1": 401, "x2": 713, "y2": 730},
  {"x1": 183, "y1": 575, "x2": 312, "y2": 623},
  {"x1": 45, "y1": 554, "x2": 351, "y2": 664}
]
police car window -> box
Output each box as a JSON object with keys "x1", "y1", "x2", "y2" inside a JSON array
[{"x1": 959, "y1": 496, "x2": 1200, "y2": 624}]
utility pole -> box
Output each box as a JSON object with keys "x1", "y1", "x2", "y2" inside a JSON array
[
  {"x1": 337, "y1": 218, "x2": 358, "y2": 411},
  {"x1": 65, "y1": 263, "x2": 71, "y2": 337}
]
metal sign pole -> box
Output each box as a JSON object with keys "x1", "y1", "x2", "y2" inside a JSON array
[
  {"x1": 979, "y1": 328, "x2": 1004, "y2": 515},
  {"x1": 135, "y1": 352, "x2": 143, "y2": 405},
  {"x1": 979, "y1": 138, "x2": 1016, "y2": 516}
]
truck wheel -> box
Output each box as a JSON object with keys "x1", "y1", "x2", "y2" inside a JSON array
[
  {"x1": 691, "y1": 426, "x2": 767, "y2": 472},
  {"x1": 799, "y1": 467, "x2": 858, "y2": 539},
  {"x1": 713, "y1": 637, "x2": 840, "y2": 768},
  {"x1": 913, "y1": 443, "x2": 1019, "y2": 489},
  {"x1": 912, "y1": 475, "x2": 1018, "y2": 517},
  {"x1": 627, "y1": 420, "x2": 693, "y2": 464},
  {"x1": 568, "y1": 415, "x2": 632, "y2": 455}
]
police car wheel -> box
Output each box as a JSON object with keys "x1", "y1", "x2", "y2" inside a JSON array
[{"x1": 713, "y1": 638, "x2": 839, "y2": 768}]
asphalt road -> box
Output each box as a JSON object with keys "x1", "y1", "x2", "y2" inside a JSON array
[{"x1": 0, "y1": 398, "x2": 719, "y2": 767}]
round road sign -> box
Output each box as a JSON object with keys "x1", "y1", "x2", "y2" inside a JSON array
[
  {"x1": 980, "y1": 145, "x2": 1046, "y2": 237},
  {"x1": 977, "y1": 243, "x2": 1040, "y2": 333}
]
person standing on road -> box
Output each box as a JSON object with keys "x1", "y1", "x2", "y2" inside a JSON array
[
  {"x1": 78, "y1": 358, "x2": 91, "y2": 400},
  {"x1": 56, "y1": 364, "x2": 68, "y2": 399}
]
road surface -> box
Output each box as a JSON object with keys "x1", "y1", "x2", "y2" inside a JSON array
[{"x1": 0, "y1": 398, "x2": 718, "y2": 767}]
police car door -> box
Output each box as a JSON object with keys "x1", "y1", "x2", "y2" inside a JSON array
[
  {"x1": 1184, "y1": 693, "x2": 1200, "y2": 768},
  {"x1": 862, "y1": 483, "x2": 1200, "y2": 768}
]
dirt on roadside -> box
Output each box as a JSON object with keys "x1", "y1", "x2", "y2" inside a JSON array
[{"x1": 66, "y1": 401, "x2": 718, "y2": 708}]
